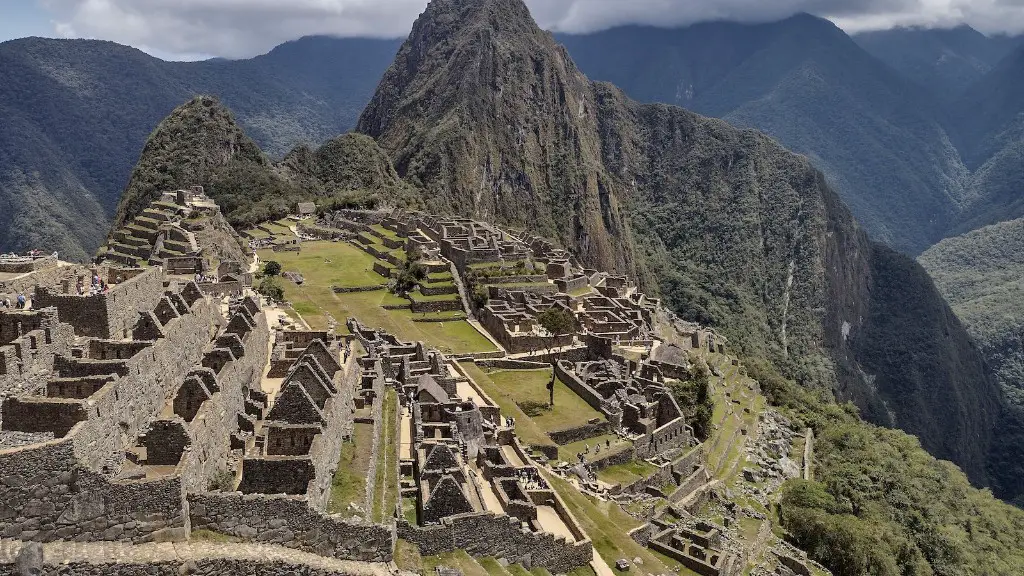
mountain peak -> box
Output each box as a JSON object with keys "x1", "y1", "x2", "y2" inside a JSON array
[{"x1": 111, "y1": 95, "x2": 268, "y2": 229}]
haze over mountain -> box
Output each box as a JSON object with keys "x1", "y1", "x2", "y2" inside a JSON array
[
  {"x1": 557, "y1": 15, "x2": 973, "y2": 255},
  {"x1": 0, "y1": 35, "x2": 400, "y2": 261},
  {"x1": 854, "y1": 25, "x2": 1023, "y2": 100}
]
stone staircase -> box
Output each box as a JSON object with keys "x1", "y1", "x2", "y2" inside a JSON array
[{"x1": 100, "y1": 200, "x2": 199, "y2": 267}]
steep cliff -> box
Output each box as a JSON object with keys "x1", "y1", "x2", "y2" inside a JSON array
[{"x1": 357, "y1": 0, "x2": 1010, "y2": 490}]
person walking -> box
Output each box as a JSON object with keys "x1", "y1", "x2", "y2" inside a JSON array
[{"x1": 16, "y1": 294, "x2": 26, "y2": 309}]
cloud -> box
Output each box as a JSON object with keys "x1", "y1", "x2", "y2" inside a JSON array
[{"x1": 36, "y1": 0, "x2": 1024, "y2": 60}]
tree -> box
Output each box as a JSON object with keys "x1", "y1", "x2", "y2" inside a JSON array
[
  {"x1": 537, "y1": 307, "x2": 575, "y2": 340},
  {"x1": 393, "y1": 259, "x2": 427, "y2": 295},
  {"x1": 257, "y1": 277, "x2": 284, "y2": 302},
  {"x1": 263, "y1": 260, "x2": 281, "y2": 276}
]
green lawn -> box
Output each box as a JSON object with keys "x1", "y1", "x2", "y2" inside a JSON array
[
  {"x1": 372, "y1": 388, "x2": 399, "y2": 523},
  {"x1": 568, "y1": 286, "x2": 595, "y2": 297},
  {"x1": 327, "y1": 422, "x2": 373, "y2": 517},
  {"x1": 260, "y1": 242, "x2": 495, "y2": 354},
  {"x1": 596, "y1": 459, "x2": 660, "y2": 486},
  {"x1": 245, "y1": 228, "x2": 270, "y2": 239},
  {"x1": 459, "y1": 364, "x2": 604, "y2": 447},
  {"x1": 259, "y1": 241, "x2": 386, "y2": 289},
  {"x1": 370, "y1": 224, "x2": 401, "y2": 240}
]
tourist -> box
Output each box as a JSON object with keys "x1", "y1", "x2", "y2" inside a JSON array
[
  {"x1": 16, "y1": 294, "x2": 26, "y2": 309},
  {"x1": 1, "y1": 297, "x2": 9, "y2": 308}
]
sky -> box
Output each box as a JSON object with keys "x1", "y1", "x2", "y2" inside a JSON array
[{"x1": 2, "y1": 0, "x2": 1024, "y2": 60}]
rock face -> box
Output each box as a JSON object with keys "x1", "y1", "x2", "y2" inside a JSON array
[{"x1": 358, "y1": 0, "x2": 1013, "y2": 492}]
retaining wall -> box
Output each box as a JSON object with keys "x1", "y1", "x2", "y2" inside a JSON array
[
  {"x1": 398, "y1": 512, "x2": 591, "y2": 573},
  {"x1": 188, "y1": 492, "x2": 393, "y2": 561}
]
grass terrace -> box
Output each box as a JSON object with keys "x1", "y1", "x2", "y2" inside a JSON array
[
  {"x1": 596, "y1": 459, "x2": 660, "y2": 486},
  {"x1": 327, "y1": 422, "x2": 373, "y2": 518},
  {"x1": 260, "y1": 242, "x2": 496, "y2": 353},
  {"x1": 371, "y1": 388, "x2": 399, "y2": 523},
  {"x1": 559, "y1": 434, "x2": 632, "y2": 465},
  {"x1": 542, "y1": 471, "x2": 695, "y2": 576},
  {"x1": 459, "y1": 364, "x2": 605, "y2": 450}
]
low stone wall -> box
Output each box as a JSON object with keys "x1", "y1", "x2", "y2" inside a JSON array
[
  {"x1": 372, "y1": 262, "x2": 392, "y2": 278},
  {"x1": 332, "y1": 285, "x2": 387, "y2": 294},
  {"x1": 481, "y1": 275, "x2": 549, "y2": 285},
  {"x1": 589, "y1": 445, "x2": 636, "y2": 472},
  {"x1": 547, "y1": 421, "x2": 610, "y2": 446},
  {"x1": 671, "y1": 466, "x2": 709, "y2": 503},
  {"x1": 475, "y1": 359, "x2": 550, "y2": 370},
  {"x1": 554, "y1": 276, "x2": 588, "y2": 294},
  {"x1": 188, "y1": 492, "x2": 393, "y2": 561},
  {"x1": 554, "y1": 361, "x2": 605, "y2": 413},
  {"x1": 410, "y1": 299, "x2": 462, "y2": 313},
  {"x1": 398, "y1": 512, "x2": 591, "y2": 573},
  {"x1": 419, "y1": 284, "x2": 458, "y2": 297},
  {"x1": 0, "y1": 256, "x2": 57, "y2": 274},
  {"x1": 619, "y1": 463, "x2": 674, "y2": 496}
]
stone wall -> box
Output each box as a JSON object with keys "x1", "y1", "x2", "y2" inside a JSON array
[
  {"x1": 547, "y1": 421, "x2": 610, "y2": 446},
  {"x1": 188, "y1": 492, "x2": 393, "y2": 561},
  {"x1": 33, "y1": 269, "x2": 165, "y2": 340},
  {"x1": 398, "y1": 512, "x2": 592, "y2": 573},
  {"x1": 0, "y1": 434, "x2": 187, "y2": 543},
  {"x1": 0, "y1": 256, "x2": 57, "y2": 274},
  {"x1": 554, "y1": 361, "x2": 605, "y2": 413},
  {"x1": 410, "y1": 299, "x2": 463, "y2": 314}
]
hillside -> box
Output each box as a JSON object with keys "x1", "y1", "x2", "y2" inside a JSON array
[
  {"x1": 112, "y1": 96, "x2": 419, "y2": 235},
  {"x1": 919, "y1": 218, "x2": 1024, "y2": 406},
  {"x1": 854, "y1": 25, "x2": 1022, "y2": 99},
  {"x1": 0, "y1": 35, "x2": 400, "y2": 260},
  {"x1": 353, "y1": 0, "x2": 1023, "y2": 505},
  {"x1": 557, "y1": 16, "x2": 968, "y2": 255}
]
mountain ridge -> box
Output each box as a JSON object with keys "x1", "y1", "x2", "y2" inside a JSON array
[
  {"x1": 354, "y1": 0, "x2": 1013, "y2": 499},
  {"x1": 0, "y1": 35, "x2": 401, "y2": 260}
]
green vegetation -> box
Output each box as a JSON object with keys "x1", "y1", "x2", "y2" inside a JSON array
[
  {"x1": 256, "y1": 277, "x2": 284, "y2": 302},
  {"x1": 258, "y1": 243, "x2": 495, "y2": 353},
  {"x1": 559, "y1": 434, "x2": 631, "y2": 464},
  {"x1": 537, "y1": 307, "x2": 575, "y2": 339},
  {"x1": 262, "y1": 260, "x2": 281, "y2": 276},
  {"x1": 327, "y1": 422, "x2": 373, "y2": 517},
  {"x1": 542, "y1": 471, "x2": 691, "y2": 576},
  {"x1": 596, "y1": 459, "x2": 660, "y2": 486},
  {"x1": 371, "y1": 388, "x2": 399, "y2": 523},
  {"x1": 459, "y1": 362, "x2": 555, "y2": 450},
  {"x1": 469, "y1": 366, "x2": 604, "y2": 434},
  {"x1": 753, "y1": 359, "x2": 1024, "y2": 576},
  {"x1": 667, "y1": 358, "x2": 714, "y2": 441}
]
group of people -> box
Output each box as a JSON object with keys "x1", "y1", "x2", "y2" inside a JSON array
[
  {"x1": 0, "y1": 294, "x2": 28, "y2": 309},
  {"x1": 75, "y1": 274, "x2": 109, "y2": 296}
]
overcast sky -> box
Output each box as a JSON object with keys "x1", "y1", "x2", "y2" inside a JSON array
[{"x1": 1, "y1": 0, "x2": 1023, "y2": 60}]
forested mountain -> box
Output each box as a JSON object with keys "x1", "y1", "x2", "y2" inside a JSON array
[
  {"x1": 353, "y1": 0, "x2": 1024, "y2": 507},
  {"x1": 557, "y1": 16, "x2": 968, "y2": 255},
  {"x1": 0, "y1": 35, "x2": 400, "y2": 260},
  {"x1": 854, "y1": 25, "x2": 1022, "y2": 99},
  {"x1": 112, "y1": 95, "x2": 419, "y2": 236},
  {"x1": 920, "y1": 218, "x2": 1024, "y2": 406}
]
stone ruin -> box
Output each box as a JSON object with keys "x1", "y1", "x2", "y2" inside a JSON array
[
  {"x1": 348, "y1": 319, "x2": 594, "y2": 573},
  {"x1": 99, "y1": 187, "x2": 216, "y2": 270},
  {"x1": 0, "y1": 259, "x2": 395, "y2": 563}
]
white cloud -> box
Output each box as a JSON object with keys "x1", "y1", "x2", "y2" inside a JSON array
[{"x1": 35, "y1": 0, "x2": 1024, "y2": 60}]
